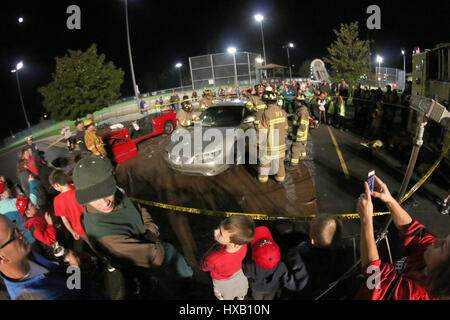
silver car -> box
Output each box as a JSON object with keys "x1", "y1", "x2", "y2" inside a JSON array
[{"x1": 164, "y1": 100, "x2": 256, "y2": 176}]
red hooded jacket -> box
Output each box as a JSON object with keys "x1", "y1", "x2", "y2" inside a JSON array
[{"x1": 24, "y1": 213, "x2": 57, "y2": 247}]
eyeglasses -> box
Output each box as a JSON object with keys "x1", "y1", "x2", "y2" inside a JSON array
[{"x1": 0, "y1": 225, "x2": 20, "y2": 250}]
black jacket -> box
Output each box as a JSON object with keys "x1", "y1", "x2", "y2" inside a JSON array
[
  {"x1": 243, "y1": 254, "x2": 309, "y2": 294},
  {"x1": 284, "y1": 242, "x2": 342, "y2": 299},
  {"x1": 75, "y1": 129, "x2": 88, "y2": 151}
]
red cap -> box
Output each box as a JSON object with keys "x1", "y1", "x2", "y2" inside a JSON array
[
  {"x1": 0, "y1": 181, "x2": 6, "y2": 193},
  {"x1": 16, "y1": 195, "x2": 30, "y2": 220},
  {"x1": 251, "y1": 226, "x2": 280, "y2": 270}
]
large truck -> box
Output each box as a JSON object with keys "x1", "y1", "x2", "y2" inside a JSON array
[
  {"x1": 410, "y1": 43, "x2": 450, "y2": 156},
  {"x1": 411, "y1": 43, "x2": 450, "y2": 105}
]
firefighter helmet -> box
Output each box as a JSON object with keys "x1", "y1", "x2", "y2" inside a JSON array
[
  {"x1": 296, "y1": 94, "x2": 307, "y2": 108},
  {"x1": 254, "y1": 84, "x2": 265, "y2": 91},
  {"x1": 296, "y1": 94, "x2": 305, "y2": 101},
  {"x1": 181, "y1": 101, "x2": 193, "y2": 112},
  {"x1": 262, "y1": 90, "x2": 278, "y2": 103},
  {"x1": 83, "y1": 119, "x2": 95, "y2": 128}
]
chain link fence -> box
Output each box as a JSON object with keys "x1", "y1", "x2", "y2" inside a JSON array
[
  {"x1": 189, "y1": 52, "x2": 262, "y2": 90},
  {"x1": 376, "y1": 67, "x2": 405, "y2": 91}
]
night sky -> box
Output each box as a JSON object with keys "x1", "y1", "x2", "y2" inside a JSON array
[{"x1": 1, "y1": 0, "x2": 449, "y2": 139}]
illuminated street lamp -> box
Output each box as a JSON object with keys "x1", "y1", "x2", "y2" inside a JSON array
[
  {"x1": 175, "y1": 62, "x2": 183, "y2": 89},
  {"x1": 376, "y1": 55, "x2": 383, "y2": 86},
  {"x1": 283, "y1": 42, "x2": 294, "y2": 81},
  {"x1": 18, "y1": 17, "x2": 24, "y2": 23},
  {"x1": 227, "y1": 47, "x2": 238, "y2": 87},
  {"x1": 401, "y1": 50, "x2": 406, "y2": 90},
  {"x1": 11, "y1": 61, "x2": 31, "y2": 128},
  {"x1": 255, "y1": 57, "x2": 264, "y2": 83},
  {"x1": 254, "y1": 14, "x2": 266, "y2": 66}
]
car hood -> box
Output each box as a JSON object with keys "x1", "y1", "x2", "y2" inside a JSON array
[{"x1": 165, "y1": 125, "x2": 243, "y2": 158}]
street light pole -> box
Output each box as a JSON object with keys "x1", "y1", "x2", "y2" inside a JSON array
[
  {"x1": 124, "y1": 0, "x2": 140, "y2": 108},
  {"x1": 175, "y1": 63, "x2": 183, "y2": 89},
  {"x1": 401, "y1": 50, "x2": 406, "y2": 90},
  {"x1": 259, "y1": 21, "x2": 266, "y2": 66},
  {"x1": 283, "y1": 42, "x2": 294, "y2": 82},
  {"x1": 254, "y1": 14, "x2": 267, "y2": 81},
  {"x1": 256, "y1": 57, "x2": 264, "y2": 83},
  {"x1": 376, "y1": 55, "x2": 383, "y2": 87},
  {"x1": 227, "y1": 47, "x2": 238, "y2": 87},
  {"x1": 254, "y1": 15, "x2": 266, "y2": 66},
  {"x1": 233, "y1": 54, "x2": 237, "y2": 87},
  {"x1": 11, "y1": 64, "x2": 31, "y2": 129}
]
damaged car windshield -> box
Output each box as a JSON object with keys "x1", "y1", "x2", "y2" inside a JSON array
[{"x1": 199, "y1": 106, "x2": 244, "y2": 127}]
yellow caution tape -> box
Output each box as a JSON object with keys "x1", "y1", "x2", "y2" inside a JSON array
[
  {"x1": 130, "y1": 146, "x2": 448, "y2": 221},
  {"x1": 129, "y1": 196, "x2": 390, "y2": 221},
  {"x1": 400, "y1": 145, "x2": 449, "y2": 204}
]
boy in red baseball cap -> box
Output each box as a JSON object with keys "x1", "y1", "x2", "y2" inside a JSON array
[
  {"x1": 243, "y1": 226, "x2": 309, "y2": 300},
  {"x1": 16, "y1": 194, "x2": 57, "y2": 248}
]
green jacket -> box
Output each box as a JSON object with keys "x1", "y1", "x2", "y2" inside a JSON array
[{"x1": 83, "y1": 190, "x2": 165, "y2": 269}]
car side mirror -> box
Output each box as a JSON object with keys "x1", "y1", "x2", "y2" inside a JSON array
[{"x1": 243, "y1": 116, "x2": 255, "y2": 124}]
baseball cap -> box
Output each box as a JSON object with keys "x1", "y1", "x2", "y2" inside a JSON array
[
  {"x1": 72, "y1": 156, "x2": 117, "y2": 205},
  {"x1": 16, "y1": 195, "x2": 30, "y2": 221},
  {"x1": 251, "y1": 226, "x2": 280, "y2": 270}
]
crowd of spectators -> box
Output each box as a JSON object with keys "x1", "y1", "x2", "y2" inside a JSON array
[{"x1": 165, "y1": 79, "x2": 413, "y2": 146}]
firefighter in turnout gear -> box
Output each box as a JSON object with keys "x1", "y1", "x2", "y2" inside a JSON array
[
  {"x1": 83, "y1": 119, "x2": 107, "y2": 157},
  {"x1": 257, "y1": 90, "x2": 288, "y2": 184},
  {"x1": 176, "y1": 101, "x2": 198, "y2": 127},
  {"x1": 199, "y1": 89, "x2": 213, "y2": 112},
  {"x1": 246, "y1": 84, "x2": 267, "y2": 126},
  {"x1": 287, "y1": 96, "x2": 310, "y2": 169}
]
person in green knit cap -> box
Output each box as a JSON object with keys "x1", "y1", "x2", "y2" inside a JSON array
[{"x1": 72, "y1": 156, "x2": 193, "y2": 298}]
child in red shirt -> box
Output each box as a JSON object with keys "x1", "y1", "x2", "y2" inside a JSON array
[
  {"x1": 50, "y1": 170, "x2": 86, "y2": 238},
  {"x1": 202, "y1": 215, "x2": 255, "y2": 300},
  {"x1": 49, "y1": 170, "x2": 87, "y2": 252}
]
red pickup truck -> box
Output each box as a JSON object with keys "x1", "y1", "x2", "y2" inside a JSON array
[{"x1": 101, "y1": 109, "x2": 177, "y2": 163}]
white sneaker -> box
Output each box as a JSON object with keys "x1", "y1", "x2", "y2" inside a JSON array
[{"x1": 107, "y1": 264, "x2": 116, "y2": 272}]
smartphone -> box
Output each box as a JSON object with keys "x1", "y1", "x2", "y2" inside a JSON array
[{"x1": 367, "y1": 170, "x2": 375, "y2": 193}]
